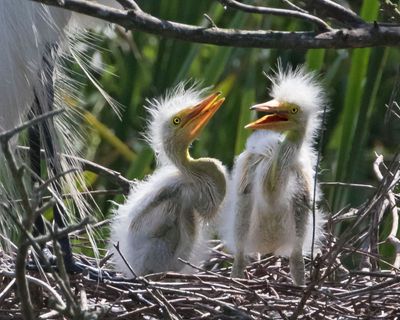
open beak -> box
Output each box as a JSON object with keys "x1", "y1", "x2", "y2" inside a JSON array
[
  {"x1": 182, "y1": 92, "x2": 225, "y2": 139},
  {"x1": 245, "y1": 99, "x2": 289, "y2": 130}
]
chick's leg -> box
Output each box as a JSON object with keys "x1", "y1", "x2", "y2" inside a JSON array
[
  {"x1": 231, "y1": 195, "x2": 252, "y2": 278},
  {"x1": 290, "y1": 206, "x2": 308, "y2": 286},
  {"x1": 289, "y1": 244, "x2": 305, "y2": 286}
]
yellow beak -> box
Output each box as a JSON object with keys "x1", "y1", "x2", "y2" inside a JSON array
[
  {"x1": 245, "y1": 99, "x2": 289, "y2": 130},
  {"x1": 182, "y1": 92, "x2": 225, "y2": 139}
]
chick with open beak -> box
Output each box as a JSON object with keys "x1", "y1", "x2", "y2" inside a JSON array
[
  {"x1": 109, "y1": 86, "x2": 227, "y2": 276},
  {"x1": 221, "y1": 65, "x2": 326, "y2": 285}
]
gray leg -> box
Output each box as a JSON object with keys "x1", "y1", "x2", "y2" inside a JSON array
[
  {"x1": 232, "y1": 249, "x2": 247, "y2": 278},
  {"x1": 231, "y1": 195, "x2": 251, "y2": 278},
  {"x1": 290, "y1": 208, "x2": 307, "y2": 285},
  {"x1": 289, "y1": 244, "x2": 305, "y2": 286}
]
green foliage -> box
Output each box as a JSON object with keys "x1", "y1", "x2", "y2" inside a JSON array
[
  {"x1": 72, "y1": 1, "x2": 400, "y2": 263},
  {"x1": 328, "y1": 0, "x2": 380, "y2": 212}
]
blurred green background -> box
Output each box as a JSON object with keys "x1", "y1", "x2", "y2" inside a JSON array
[{"x1": 69, "y1": 1, "x2": 399, "y2": 265}]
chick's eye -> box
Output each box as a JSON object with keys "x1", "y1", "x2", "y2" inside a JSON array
[
  {"x1": 172, "y1": 117, "x2": 181, "y2": 125},
  {"x1": 291, "y1": 107, "x2": 299, "y2": 114}
]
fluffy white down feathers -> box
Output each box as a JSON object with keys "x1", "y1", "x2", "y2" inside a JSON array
[
  {"x1": 269, "y1": 64, "x2": 327, "y2": 143},
  {"x1": 220, "y1": 65, "x2": 326, "y2": 284},
  {"x1": 109, "y1": 87, "x2": 227, "y2": 277},
  {"x1": 144, "y1": 84, "x2": 209, "y2": 165}
]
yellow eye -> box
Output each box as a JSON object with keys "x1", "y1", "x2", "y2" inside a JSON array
[
  {"x1": 172, "y1": 117, "x2": 181, "y2": 125},
  {"x1": 291, "y1": 107, "x2": 299, "y2": 114}
]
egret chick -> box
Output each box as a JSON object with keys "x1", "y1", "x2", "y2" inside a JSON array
[
  {"x1": 109, "y1": 86, "x2": 227, "y2": 276},
  {"x1": 226, "y1": 66, "x2": 326, "y2": 285}
]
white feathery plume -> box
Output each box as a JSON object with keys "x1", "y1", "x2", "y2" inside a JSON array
[
  {"x1": 268, "y1": 63, "x2": 327, "y2": 143},
  {"x1": 0, "y1": 0, "x2": 119, "y2": 256}
]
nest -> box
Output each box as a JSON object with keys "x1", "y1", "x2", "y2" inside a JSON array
[
  {"x1": 1, "y1": 237, "x2": 400, "y2": 320},
  {"x1": 1, "y1": 116, "x2": 399, "y2": 319}
]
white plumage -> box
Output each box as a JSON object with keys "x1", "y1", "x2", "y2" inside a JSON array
[
  {"x1": 221, "y1": 65, "x2": 326, "y2": 285},
  {"x1": 109, "y1": 86, "x2": 227, "y2": 277},
  {"x1": 0, "y1": 1, "x2": 117, "y2": 261},
  {"x1": 0, "y1": 2, "x2": 69, "y2": 132}
]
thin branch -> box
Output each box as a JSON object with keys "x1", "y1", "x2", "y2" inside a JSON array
[
  {"x1": 35, "y1": 168, "x2": 79, "y2": 193},
  {"x1": 335, "y1": 276, "x2": 400, "y2": 298},
  {"x1": 381, "y1": 0, "x2": 400, "y2": 21},
  {"x1": 373, "y1": 154, "x2": 400, "y2": 269},
  {"x1": 115, "y1": 0, "x2": 141, "y2": 11},
  {"x1": 70, "y1": 155, "x2": 132, "y2": 195},
  {"x1": 385, "y1": 66, "x2": 400, "y2": 124},
  {"x1": 0, "y1": 278, "x2": 16, "y2": 305},
  {"x1": 17, "y1": 145, "x2": 132, "y2": 195},
  {"x1": 280, "y1": 0, "x2": 308, "y2": 14},
  {"x1": 25, "y1": 216, "x2": 92, "y2": 246},
  {"x1": 1, "y1": 271, "x2": 66, "y2": 310},
  {"x1": 0, "y1": 141, "x2": 35, "y2": 320},
  {"x1": 218, "y1": 0, "x2": 331, "y2": 31},
  {"x1": 320, "y1": 182, "x2": 376, "y2": 189},
  {"x1": 31, "y1": 0, "x2": 400, "y2": 49},
  {"x1": 302, "y1": 0, "x2": 365, "y2": 27},
  {"x1": 0, "y1": 109, "x2": 64, "y2": 142},
  {"x1": 112, "y1": 242, "x2": 181, "y2": 319}
]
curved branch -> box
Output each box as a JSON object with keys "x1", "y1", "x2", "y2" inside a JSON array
[
  {"x1": 32, "y1": 0, "x2": 400, "y2": 49},
  {"x1": 280, "y1": 0, "x2": 308, "y2": 14},
  {"x1": 218, "y1": 0, "x2": 331, "y2": 31},
  {"x1": 302, "y1": 0, "x2": 365, "y2": 27}
]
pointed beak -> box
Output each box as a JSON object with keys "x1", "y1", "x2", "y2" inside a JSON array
[
  {"x1": 245, "y1": 99, "x2": 289, "y2": 130},
  {"x1": 182, "y1": 92, "x2": 225, "y2": 139},
  {"x1": 250, "y1": 99, "x2": 282, "y2": 112}
]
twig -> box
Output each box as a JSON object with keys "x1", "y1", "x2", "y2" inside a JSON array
[
  {"x1": 0, "y1": 138, "x2": 36, "y2": 319},
  {"x1": 51, "y1": 225, "x2": 80, "y2": 317},
  {"x1": 0, "y1": 270, "x2": 66, "y2": 310},
  {"x1": 0, "y1": 278, "x2": 16, "y2": 305},
  {"x1": 349, "y1": 270, "x2": 398, "y2": 278},
  {"x1": 301, "y1": 0, "x2": 365, "y2": 27},
  {"x1": 385, "y1": 101, "x2": 400, "y2": 119},
  {"x1": 0, "y1": 109, "x2": 64, "y2": 142},
  {"x1": 71, "y1": 155, "x2": 132, "y2": 195},
  {"x1": 320, "y1": 182, "x2": 375, "y2": 189},
  {"x1": 34, "y1": 168, "x2": 79, "y2": 193},
  {"x1": 311, "y1": 100, "x2": 328, "y2": 275},
  {"x1": 26, "y1": 217, "x2": 92, "y2": 246},
  {"x1": 218, "y1": 0, "x2": 331, "y2": 31},
  {"x1": 373, "y1": 154, "x2": 400, "y2": 269},
  {"x1": 381, "y1": 0, "x2": 400, "y2": 21},
  {"x1": 112, "y1": 242, "x2": 181, "y2": 319},
  {"x1": 281, "y1": 0, "x2": 308, "y2": 14},
  {"x1": 335, "y1": 276, "x2": 400, "y2": 298},
  {"x1": 203, "y1": 14, "x2": 217, "y2": 28},
  {"x1": 17, "y1": 146, "x2": 132, "y2": 195},
  {"x1": 113, "y1": 241, "x2": 138, "y2": 279},
  {"x1": 385, "y1": 66, "x2": 400, "y2": 124},
  {"x1": 115, "y1": 0, "x2": 141, "y2": 11}
]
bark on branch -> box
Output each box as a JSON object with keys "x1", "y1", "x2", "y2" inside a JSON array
[{"x1": 31, "y1": 0, "x2": 400, "y2": 49}]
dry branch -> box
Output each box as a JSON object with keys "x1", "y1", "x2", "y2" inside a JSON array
[
  {"x1": 218, "y1": 0, "x2": 331, "y2": 31},
  {"x1": 373, "y1": 154, "x2": 400, "y2": 269},
  {"x1": 31, "y1": 0, "x2": 400, "y2": 49},
  {"x1": 2, "y1": 240, "x2": 400, "y2": 319}
]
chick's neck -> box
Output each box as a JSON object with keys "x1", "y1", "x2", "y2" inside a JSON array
[
  {"x1": 167, "y1": 143, "x2": 226, "y2": 202},
  {"x1": 265, "y1": 126, "x2": 306, "y2": 193}
]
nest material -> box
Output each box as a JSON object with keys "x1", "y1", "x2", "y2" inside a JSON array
[
  {"x1": 0, "y1": 124, "x2": 398, "y2": 319},
  {"x1": 1, "y1": 239, "x2": 400, "y2": 320}
]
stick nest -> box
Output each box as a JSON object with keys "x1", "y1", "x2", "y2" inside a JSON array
[{"x1": 1, "y1": 237, "x2": 400, "y2": 320}]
